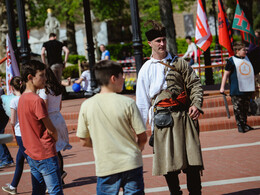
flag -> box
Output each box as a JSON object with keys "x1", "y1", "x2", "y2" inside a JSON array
[
  {"x1": 195, "y1": 0, "x2": 212, "y2": 51},
  {"x1": 232, "y1": 0, "x2": 257, "y2": 45},
  {"x1": 218, "y1": 0, "x2": 234, "y2": 56},
  {"x1": 6, "y1": 34, "x2": 20, "y2": 95}
]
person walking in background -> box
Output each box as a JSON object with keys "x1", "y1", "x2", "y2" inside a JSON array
[
  {"x1": 39, "y1": 68, "x2": 72, "y2": 185},
  {"x1": 77, "y1": 60, "x2": 147, "y2": 195},
  {"x1": 220, "y1": 42, "x2": 255, "y2": 133},
  {"x1": 136, "y1": 21, "x2": 204, "y2": 195},
  {"x1": 18, "y1": 60, "x2": 63, "y2": 195},
  {"x1": 99, "y1": 44, "x2": 110, "y2": 60},
  {"x1": 182, "y1": 35, "x2": 198, "y2": 66},
  {"x1": 2, "y1": 76, "x2": 28, "y2": 194},
  {"x1": 41, "y1": 33, "x2": 69, "y2": 81}
]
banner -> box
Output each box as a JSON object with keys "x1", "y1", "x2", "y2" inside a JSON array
[
  {"x1": 195, "y1": 0, "x2": 212, "y2": 51},
  {"x1": 232, "y1": 0, "x2": 257, "y2": 45},
  {"x1": 6, "y1": 34, "x2": 20, "y2": 95},
  {"x1": 218, "y1": 0, "x2": 234, "y2": 56}
]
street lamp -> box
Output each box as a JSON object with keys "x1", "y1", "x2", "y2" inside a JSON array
[
  {"x1": 5, "y1": 0, "x2": 19, "y2": 65},
  {"x1": 83, "y1": 0, "x2": 97, "y2": 91},
  {"x1": 16, "y1": 0, "x2": 30, "y2": 64},
  {"x1": 129, "y1": 0, "x2": 143, "y2": 76}
]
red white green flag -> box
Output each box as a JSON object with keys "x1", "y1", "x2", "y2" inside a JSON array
[{"x1": 232, "y1": 0, "x2": 257, "y2": 44}]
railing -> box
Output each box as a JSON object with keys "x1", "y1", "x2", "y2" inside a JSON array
[{"x1": 117, "y1": 50, "x2": 230, "y2": 84}]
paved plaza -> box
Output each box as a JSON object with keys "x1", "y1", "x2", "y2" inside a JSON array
[
  {"x1": 1, "y1": 94, "x2": 260, "y2": 194},
  {"x1": 1, "y1": 127, "x2": 260, "y2": 194}
]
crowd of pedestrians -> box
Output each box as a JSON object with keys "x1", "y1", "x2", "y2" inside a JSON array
[{"x1": 0, "y1": 20, "x2": 258, "y2": 195}]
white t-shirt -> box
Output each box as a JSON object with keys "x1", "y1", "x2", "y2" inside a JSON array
[
  {"x1": 38, "y1": 88, "x2": 61, "y2": 114},
  {"x1": 182, "y1": 42, "x2": 197, "y2": 61},
  {"x1": 10, "y1": 96, "x2": 21, "y2": 136},
  {"x1": 77, "y1": 93, "x2": 146, "y2": 177},
  {"x1": 80, "y1": 70, "x2": 91, "y2": 92}
]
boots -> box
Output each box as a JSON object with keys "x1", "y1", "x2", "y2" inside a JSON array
[
  {"x1": 244, "y1": 124, "x2": 254, "y2": 131},
  {"x1": 237, "y1": 123, "x2": 246, "y2": 133},
  {"x1": 186, "y1": 168, "x2": 202, "y2": 195},
  {"x1": 164, "y1": 172, "x2": 183, "y2": 195}
]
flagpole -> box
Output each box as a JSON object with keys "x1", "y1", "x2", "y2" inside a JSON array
[{"x1": 220, "y1": 46, "x2": 224, "y2": 77}]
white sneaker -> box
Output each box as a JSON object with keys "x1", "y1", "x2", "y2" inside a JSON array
[{"x1": 2, "y1": 184, "x2": 17, "y2": 195}]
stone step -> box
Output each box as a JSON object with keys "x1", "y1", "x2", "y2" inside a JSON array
[
  {"x1": 200, "y1": 105, "x2": 234, "y2": 119},
  {"x1": 6, "y1": 115, "x2": 260, "y2": 145},
  {"x1": 4, "y1": 93, "x2": 260, "y2": 144},
  {"x1": 199, "y1": 115, "x2": 260, "y2": 132},
  {"x1": 203, "y1": 95, "x2": 232, "y2": 109}
]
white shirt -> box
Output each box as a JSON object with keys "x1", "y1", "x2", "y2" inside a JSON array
[
  {"x1": 80, "y1": 70, "x2": 91, "y2": 92},
  {"x1": 10, "y1": 96, "x2": 21, "y2": 136},
  {"x1": 182, "y1": 42, "x2": 197, "y2": 62},
  {"x1": 136, "y1": 53, "x2": 173, "y2": 124},
  {"x1": 38, "y1": 88, "x2": 61, "y2": 114},
  {"x1": 232, "y1": 56, "x2": 255, "y2": 92}
]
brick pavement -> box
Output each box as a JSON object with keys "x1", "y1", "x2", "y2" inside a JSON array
[{"x1": 1, "y1": 128, "x2": 260, "y2": 195}]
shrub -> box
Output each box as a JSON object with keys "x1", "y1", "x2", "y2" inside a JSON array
[
  {"x1": 62, "y1": 64, "x2": 79, "y2": 79},
  {"x1": 0, "y1": 71, "x2": 5, "y2": 79},
  {"x1": 64, "y1": 55, "x2": 87, "y2": 64}
]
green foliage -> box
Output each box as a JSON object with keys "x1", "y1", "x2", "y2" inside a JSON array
[
  {"x1": 66, "y1": 55, "x2": 87, "y2": 64},
  {"x1": 106, "y1": 43, "x2": 133, "y2": 60},
  {"x1": 0, "y1": 71, "x2": 5, "y2": 79},
  {"x1": 62, "y1": 64, "x2": 79, "y2": 79},
  {"x1": 26, "y1": 0, "x2": 82, "y2": 29},
  {"x1": 90, "y1": 0, "x2": 129, "y2": 21}
]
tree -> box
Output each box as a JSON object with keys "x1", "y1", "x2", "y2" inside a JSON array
[
  {"x1": 139, "y1": 0, "x2": 195, "y2": 54},
  {"x1": 26, "y1": 0, "x2": 82, "y2": 54},
  {"x1": 159, "y1": 0, "x2": 177, "y2": 54}
]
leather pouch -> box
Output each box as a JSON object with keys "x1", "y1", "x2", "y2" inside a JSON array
[{"x1": 154, "y1": 109, "x2": 173, "y2": 128}]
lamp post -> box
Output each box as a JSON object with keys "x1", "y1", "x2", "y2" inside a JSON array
[
  {"x1": 83, "y1": 0, "x2": 96, "y2": 91},
  {"x1": 5, "y1": 0, "x2": 19, "y2": 65},
  {"x1": 129, "y1": 0, "x2": 143, "y2": 76},
  {"x1": 16, "y1": 0, "x2": 30, "y2": 64}
]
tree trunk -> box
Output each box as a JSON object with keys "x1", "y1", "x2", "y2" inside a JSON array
[
  {"x1": 158, "y1": 0, "x2": 178, "y2": 55},
  {"x1": 66, "y1": 19, "x2": 78, "y2": 55},
  {"x1": 201, "y1": 0, "x2": 214, "y2": 85}
]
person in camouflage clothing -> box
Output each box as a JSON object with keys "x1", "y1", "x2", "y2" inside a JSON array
[{"x1": 220, "y1": 42, "x2": 255, "y2": 133}]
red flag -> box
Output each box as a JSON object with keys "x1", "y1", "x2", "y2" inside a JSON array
[
  {"x1": 218, "y1": 0, "x2": 234, "y2": 56},
  {"x1": 195, "y1": 0, "x2": 212, "y2": 51}
]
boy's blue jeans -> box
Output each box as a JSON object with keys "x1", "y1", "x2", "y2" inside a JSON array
[
  {"x1": 96, "y1": 166, "x2": 144, "y2": 195},
  {"x1": 27, "y1": 155, "x2": 63, "y2": 195}
]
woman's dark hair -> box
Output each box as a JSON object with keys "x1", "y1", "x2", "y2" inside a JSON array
[
  {"x1": 94, "y1": 60, "x2": 123, "y2": 86},
  {"x1": 21, "y1": 60, "x2": 46, "y2": 83},
  {"x1": 45, "y1": 68, "x2": 64, "y2": 96},
  {"x1": 10, "y1": 76, "x2": 25, "y2": 94}
]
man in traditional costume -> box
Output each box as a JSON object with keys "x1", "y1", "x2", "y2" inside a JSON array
[{"x1": 136, "y1": 21, "x2": 204, "y2": 195}]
